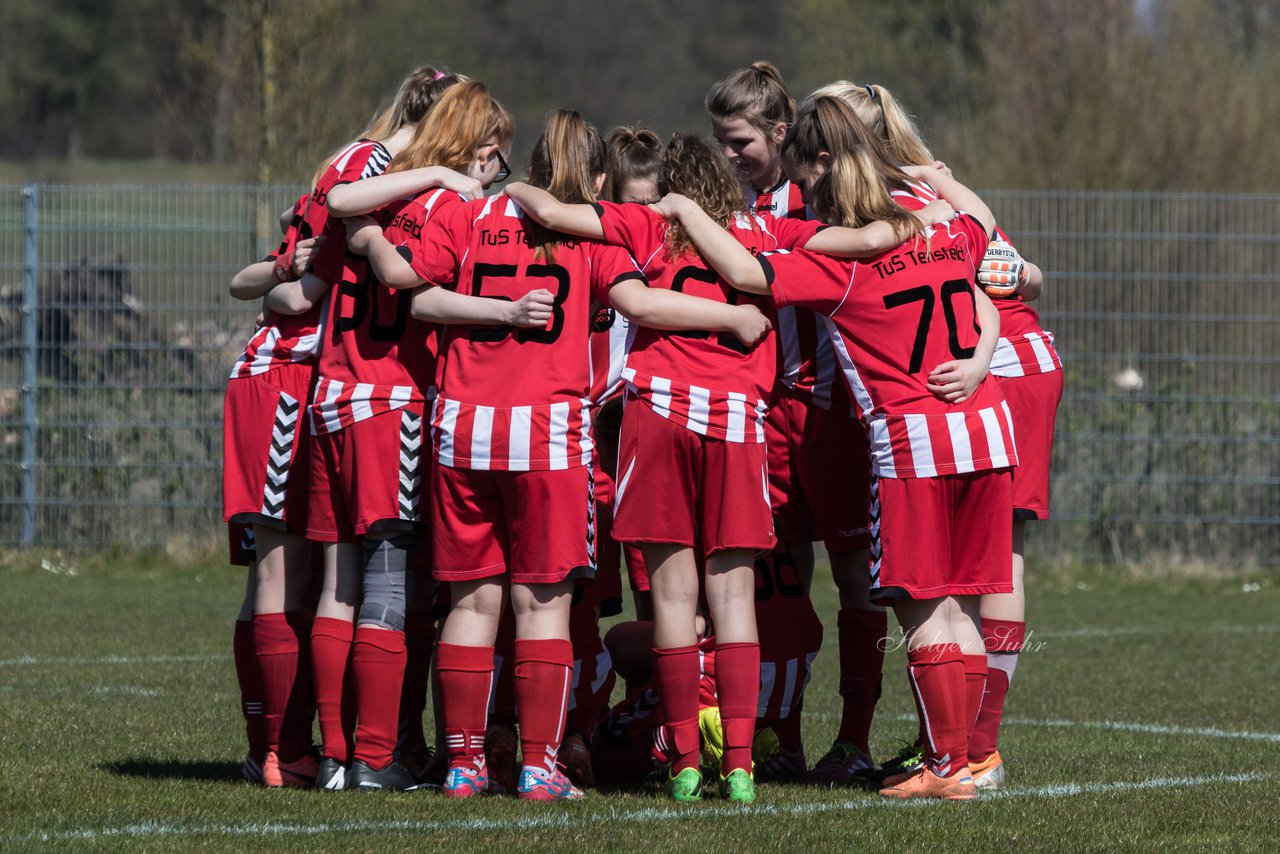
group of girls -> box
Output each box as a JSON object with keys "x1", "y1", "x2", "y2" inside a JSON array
[{"x1": 222, "y1": 58, "x2": 1060, "y2": 804}]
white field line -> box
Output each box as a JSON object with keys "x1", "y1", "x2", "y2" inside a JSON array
[
  {"x1": 10, "y1": 772, "x2": 1269, "y2": 844},
  {"x1": 0, "y1": 654, "x2": 220, "y2": 668}
]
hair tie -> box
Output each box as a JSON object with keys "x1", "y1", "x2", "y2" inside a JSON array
[
  {"x1": 865, "y1": 84, "x2": 876, "y2": 101},
  {"x1": 433, "y1": 70, "x2": 447, "y2": 81}
]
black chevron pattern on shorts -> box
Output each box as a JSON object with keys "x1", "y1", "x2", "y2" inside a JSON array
[
  {"x1": 398, "y1": 410, "x2": 423, "y2": 522},
  {"x1": 259, "y1": 392, "x2": 299, "y2": 519},
  {"x1": 585, "y1": 456, "x2": 597, "y2": 568},
  {"x1": 868, "y1": 471, "x2": 883, "y2": 588}
]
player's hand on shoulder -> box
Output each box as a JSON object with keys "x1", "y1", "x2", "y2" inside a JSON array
[
  {"x1": 345, "y1": 215, "x2": 381, "y2": 255},
  {"x1": 649, "y1": 193, "x2": 692, "y2": 220},
  {"x1": 917, "y1": 199, "x2": 956, "y2": 230},
  {"x1": 291, "y1": 236, "x2": 323, "y2": 276},
  {"x1": 926, "y1": 357, "x2": 987, "y2": 404},
  {"x1": 507, "y1": 288, "x2": 555, "y2": 328},
  {"x1": 978, "y1": 237, "x2": 1026, "y2": 298},
  {"x1": 730, "y1": 302, "x2": 772, "y2": 348},
  {"x1": 438, "y1": 168, "x2": 484, "y2": 201},
  {"x1": 931, "y1": 160, "x2": 953, "y2": 178}
]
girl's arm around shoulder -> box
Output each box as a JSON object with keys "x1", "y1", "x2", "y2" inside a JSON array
[
  {"x1": 802, "y1": 199, "x2": 954, "y2": 258},
  {"x1": 326, "y1": 167, "x2": 482, "y2": 217},
  {"x1": 608, "y1": 277, "x2": 771, "y2": 349},
  {"x1": 262, "y1": 271, "x2": 330, "y2": 316},
  {"x1": 410, "y1": 285, "x2": 555, "y2": 327},
  {"x1": 901, "y1": 165, "x2": 995, "y2": 239},
  {"x1": 346, "y1": 216, "x2": 425, "y2": 290},
  {"x1": 504, "y1": 182, "x2": 605, "y2": 239},
  {"x1": 648, "y1": 194, "x2": 771, "y2": 295}
]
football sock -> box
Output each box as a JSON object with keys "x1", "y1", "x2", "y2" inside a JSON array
[
  {"x1": 397, "y1": 614, "x2": 436, "y2": 755},
  {"x1": 514, "y1": 638, "x2": 574, "y2": 774},
  {"x1": 233, "y1": 618, "x2": 267, "y2": 762},
  {"x1": 311, "y1": 616, "x2": 356, "y2": 763},
  {"x1": 653, "y1": 644, "x2": 701, "y2": 773},
  {"x1": 715, "y1": 642, "x2": 760, "y2": 775},
  {"x1": 970, "y1": 618, "x2": 1025, "y2": 762},
  {"x1": 352, "y1": 625, "x2": 407, "y2": 769},
  {"x1": 906, "y1": 643, "x2": 968, "y2": 778},
  {"x1": 281, "y1": 611, "x2": 315, "y2": 760},
  {"x1": 436, "y1": 643, "x2": 494, "y2": 765},
  {"x1": 252, "y1": 612, "x2": 307, "y2": 759},
  {"x1": 835, "y1": 608, "x2": 887, "y2": 752},
  {"x1": 962, "y1": 653, "x2": 988, "y2": 761}
]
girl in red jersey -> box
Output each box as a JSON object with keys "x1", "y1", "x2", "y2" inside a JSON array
[
  {"x1": 708, "y1": 62, "x2": 892, "y2": 784},
  {"x1": 506, "y1": 133, "x2": 951, "y2": 802},
  {"x1": 222, "y1": 64, "x2": 464, "y2": 788},
  {"x1": 816, "y1": 80, "x2": 1061, "y2": 788},
  {"x1": 266, "y1": 81, "x2": 538, "y2": 792},
  {"x1": 653, "y1": 127, "x2": 1014, "y2": 801},
  {"x1": 348, "y1": 109, "x2": 772, "y2": 801}
]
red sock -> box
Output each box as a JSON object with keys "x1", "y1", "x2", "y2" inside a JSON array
[
  {"x1": 715, "y1": 642, "x2": 760, "y2": 775},
  {"x1": 282, "y1": 612, "x2": 315, "y2": 759},
  {"x1": 233, "y1": 619, "x2": 266, "y2": 762},
  {"x1": 253, "y1": 612, "x2": 298, "y2": 757},
  {"x1": 906, "y1": 644, "x2": 968, "y2": 778},
  {"x1": 398, "y1": 616, "x2": 436, "y2": 754},
  {"x1": 835, "y1": 608, "x2": 887, "y2": 752},
  {"x1": 436, "y1": 643, "x2": 493, "y2": 765},
  {"x1": 653, "y1": 645, "x2": 701, "y2": 773},
  {"x1": 514, "y1": 638, "x2": 574, "y2": 773},
  {"x1": 970, "y1": 618, "x2": 1025, "y2": 762},
  {"x1": 311, "y1": 616, "x2": 355, "y2": 763},
  {"x1": 962, "y1": 653, "x2": 988, "y2": 762},
  {"x1": 352, "y1": 625, "x2": 406, "y2": 769}
]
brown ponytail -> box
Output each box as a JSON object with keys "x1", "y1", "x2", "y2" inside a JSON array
[
  {"x1": 602, "y1": 126, "x2": 663, "y2": 203},
  {"x1": 387, "y1": 81, "x2": 514, "y2": 174},
  {"x1": 525, "y1": 110, "x2": 606, "y2": 260}
]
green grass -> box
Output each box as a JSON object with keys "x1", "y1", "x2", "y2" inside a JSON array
[{"x1": 0, "y1": 556, "x2": 1277, "y2": 851}]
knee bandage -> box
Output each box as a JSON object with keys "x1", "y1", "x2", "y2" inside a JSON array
[{"x1": 358, "y1": 535, "x2": 415, "y2": 631}]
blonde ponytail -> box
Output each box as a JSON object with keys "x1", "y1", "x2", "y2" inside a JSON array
[
  {"x1": 813, "y1": 149, "x2": 922, "y2": 243},
  {"x1": 809, "y1": 80, "x2": 934, "y2": 167}
]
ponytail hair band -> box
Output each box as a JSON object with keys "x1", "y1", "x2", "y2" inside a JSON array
[
  {"x1": 433, "y1": 70, "x2": 448, "y2": 81},
  {"x1": 865, "y1": 84, "x2": 877, "y2": 101}
]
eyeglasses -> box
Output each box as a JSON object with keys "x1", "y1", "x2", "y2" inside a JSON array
[{"x1": 494, "y1": 150, "x2": 511, "y2": 182}]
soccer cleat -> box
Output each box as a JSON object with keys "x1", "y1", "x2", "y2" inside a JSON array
[
  {"x1": 484, "y1": 724, "x2": 518, "y2": 794},
  {"x1": 720, "y1": 768, "x2": 756, "y2": 803},
  {"x1": 443, "y1": 757, "x2": 489, "y2": 799},
  {"x1": 969, "y1": 750, "x2": 1006, "y2": 790},
  {"x1": 518, "y1": 765, "x2": 586, "y2": 801},
  {"x1": 873, "y1": 741, "x2": 925, "y2": 786},
  {"x1": 878, "y1": 766, "x2": 976, "y2": 801},
  {"x1": 241, "y1": 753, "x2": 264, "y2": 785},
  {"x1": 755, "y1": 746, "x2": 808, "y2": 783},
  {"x1": 561, "y1": 732, "x2": 596, "y2": 789},
  {"x1": 806, "y1": 741, "x2": 878, "y2": 787},
  {"x1": 397, "y1": 745, "x2": 438, "y2": 788},
  {"x1": 668, "y1": 767, "x2": 704, "y2": 802},
  {"x1": 262, "y1": 749, "x2": 319, "y2": 788},
  {"x1": 348, "y1": 759, "x2": 422, "y2": 792},
  {"x1": 315, "y1": 757, "x2": 347, "y2": 791}
]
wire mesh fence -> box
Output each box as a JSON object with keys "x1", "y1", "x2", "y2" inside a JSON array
[{"x1": 0, "y1": 185, "x2": 1277, "y2": 566}]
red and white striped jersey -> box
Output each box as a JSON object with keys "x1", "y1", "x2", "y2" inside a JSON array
[
  {"x1": 399, "y1": 193, "x2": 644, "y2": 471},
  {"x1": 760, "y1": 213, "x2": 1019, "y2": 479},
  {"x1": 595, "y1": 201, "x2": 819, "y2": 443},
  {"x1": 753, "y1": 546, "x2": 822, "y2": 724},
  {"x1": 987, "y1": 227, "x2": 1062, "y2": 377},
  {"x1": 308, "y1": 192, "x2": 444, "y2": 435},
  {"x1": 299, "y1": 139, "x2": 392, "y2": 242},
  {"x1": 230, "y1": 194, "x2": 324, "y2": 378}
]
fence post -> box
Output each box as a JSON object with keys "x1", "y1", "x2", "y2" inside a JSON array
[{"x1": 20, "y1": 183, "x2": 38, "y2": 548}]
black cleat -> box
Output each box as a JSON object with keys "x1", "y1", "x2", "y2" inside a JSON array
[
  {"x1": 315, "y1": 757, "x2": 347, "y2": 791},
  {"x1": 348, "y1": 759, "x2": 422, "y2": 792}
]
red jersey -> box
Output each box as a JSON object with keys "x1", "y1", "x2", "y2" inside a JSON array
[
  {"x1": 300, "y1": 139, "x2": 392, "y2": 241},
  {"x1": 402, "y1": 193, "x2": 643, "y2": 471},
  {"x1": 594, "y1": 201, "x2": 819, "y2": 443},
  {"x1": 760, "y1": 213, "x2": 1019, "y2": 479},
  {"x1": 308, "y1": 191, "x2": 444, "y2": 435},
  {"x1": 230, "y1": 194, "x2": 324, "y2": 378},
  {"x1": 753, "y1": 546, "x2": 822, "y2": 724}
]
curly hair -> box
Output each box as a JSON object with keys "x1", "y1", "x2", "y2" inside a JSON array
[{"x1": 660, "y1": 133, "x2": 746, "y2": 258}]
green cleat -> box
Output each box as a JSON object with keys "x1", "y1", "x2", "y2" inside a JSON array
[
  {"x1": 720, "y1": 768, "x2": 756, "y2": 803},
  {"x1": 669, "y1": 767, "x2": 704, "y2": 802}
]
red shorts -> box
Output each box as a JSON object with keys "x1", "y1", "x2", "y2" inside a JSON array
[
  {"x1": 306, "y1": 409, "x2": 427, "y2": 542},
  {"x1": 432, "y1": 463, "x2": 594, "y2": 585},
  {"x1": 869, "y1": 469, "x2": 1013, "y2": 603},
  {"x1": 223, "y1": 362, "x2": 316, "y2": 534},
  {"x1": 613, "y1": 399, "x2": 775, "y2": 556},
  {"x1": 997, "y1": 371, "x2": 1063, "y2": 520},
  {"x1": 765, "y1": 389, "x2": 871, "y2": 552},
  {"x1": 625, "y1": 543, "x2": 649, "y2": 592}
]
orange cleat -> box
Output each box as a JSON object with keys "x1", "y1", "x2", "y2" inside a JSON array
[
  {"x1": 262, "y1": 749, "x2": 320, "y2": 788},
  {"x1": 879, "y1": 766, "x2": 976, "y2": 801}
]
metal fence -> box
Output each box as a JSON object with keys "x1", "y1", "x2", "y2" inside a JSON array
[{"x1": 1, "y1": 185, "x2": 1277, "y2": 566}]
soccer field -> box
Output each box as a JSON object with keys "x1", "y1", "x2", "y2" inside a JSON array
[{"x1": 1, "y1": 556, "x2": 1276, "y2": 850}]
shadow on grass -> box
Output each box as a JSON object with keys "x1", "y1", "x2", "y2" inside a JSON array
[{"x1": 99, "y1": 758, "x2": 245, "y2": 783}]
